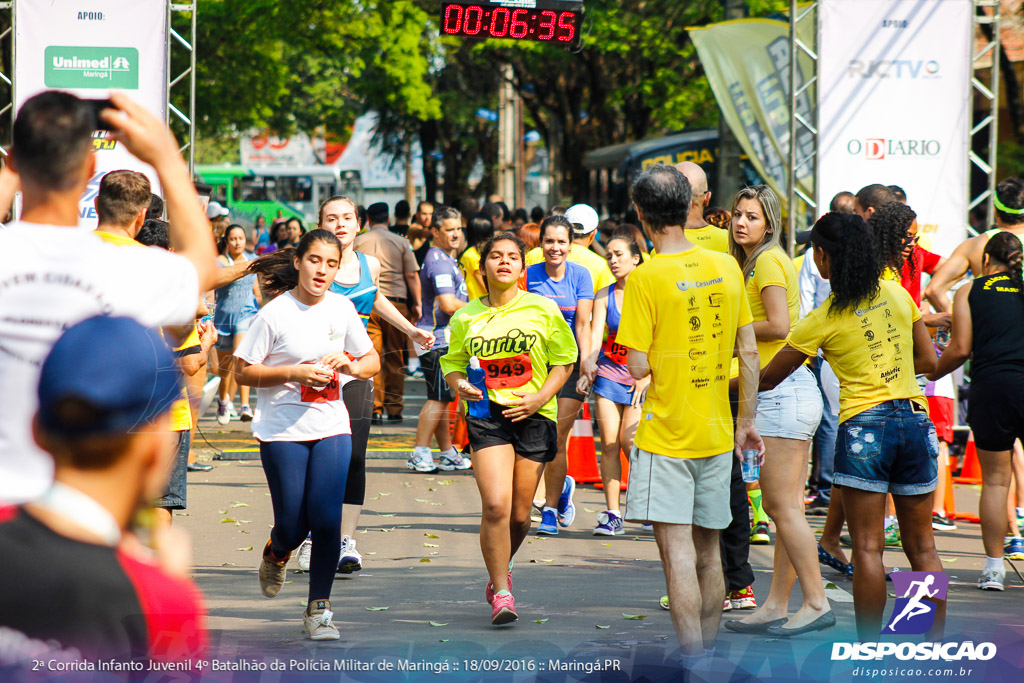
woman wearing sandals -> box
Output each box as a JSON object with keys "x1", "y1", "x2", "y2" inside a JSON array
[
  {"x1": 235, "y1": 229, "x2": 380, "y2": 640},
  {"x1": 723, "y1": 186, "x2": 828, "y2": 637},
  {"x1": 441, "y1": 232, "x2": 577, "y2": 625},
  {"x1": 760, "y1": 212, "x2": 942, "y2": 640}
]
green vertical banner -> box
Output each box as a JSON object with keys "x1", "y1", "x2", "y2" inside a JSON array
[{"x1": 688, "y1": 18, "x2": 815, "y2": 211}]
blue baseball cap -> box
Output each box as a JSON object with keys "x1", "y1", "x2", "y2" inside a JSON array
[{"x1": 37, "y1": 316, "x2": 182, "y2": 437}]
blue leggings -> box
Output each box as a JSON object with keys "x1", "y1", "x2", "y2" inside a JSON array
[{"x1": 260, "y1": 434, "x2": 352, "y2": 601}]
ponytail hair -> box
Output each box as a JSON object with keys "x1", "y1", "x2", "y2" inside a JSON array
[
  {"x1": 247, "y1": 228, "x2": 341, "y2": 298},
  {"x1": 810, "y1": 212, "x2": 881, "y2": 316},
  {"x1": 984, "y1": 231, "x2": 1024, "y2": 303}
]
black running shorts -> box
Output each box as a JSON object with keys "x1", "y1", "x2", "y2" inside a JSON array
[{"x1": 466, "y1": 401, "x2": 557, "y2": 463}]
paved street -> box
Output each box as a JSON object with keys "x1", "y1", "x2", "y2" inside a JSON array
[{"x1": 178, "y1": 378, "x2": 1024, "y2": 681}]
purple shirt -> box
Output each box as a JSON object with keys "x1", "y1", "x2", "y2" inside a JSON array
[{"x1": 416, "y1": 247, "x2": 468, "y2": 342}]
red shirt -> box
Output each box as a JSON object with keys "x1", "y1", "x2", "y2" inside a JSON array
[{"x1": 901, "y1": 247, "x2": 942, "y2": 305}]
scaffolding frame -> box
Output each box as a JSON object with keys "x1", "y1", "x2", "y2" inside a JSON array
[
  {"x1": 168, "y1": 2, "x2": 197, "y2": 176},
  {"x1": 786, "y1": 0, "x2": 818, "y2": 257},
  {"x1": 970, "y1": 0, "x2": 1002, "y2": 233},
  {"x1": 0, "y1": 1, "x2": 12, "y2": 157}
]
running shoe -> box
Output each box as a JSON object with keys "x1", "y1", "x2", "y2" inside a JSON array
[
  {"x1": 239, "y1": 405, "x2": 254, "y2": 422},
  {"x1": 296, "y1": 535, "x2": 312, "y2": 572},
  {"x1": 491, "y1": 591, "x2": 518, "y2": 625},
  {"x1": 931, "y1": 512, "x2": 956, "y2": 530},
  {"x1": 438, "y1": 448, "x2": 471, "y2": 471},
  {"x1": 537, "y1": 508, "x2": 559, "y2": 535},
  {"x1": 884, "y1": 522, "x2": 902, "y2": 548},
  {"x1": 258, "y1": 540, "x2": 289, "y2": 598},
  {"x1": 337, "y1": 536, "x2": 362, "y2": 574},
  {"x1": 1004, "y1": 537, "x2": 1024, "y2": 560},
  {"x1": 722, "y1": 597, "x2": 732, "y2": 612},
  {"x1": 805, "y1": 497, "x2": 830, "y2": 516},
  {"x1": 530, "y1": 502, "x2": 544, "y2": 523},
  {"x1": 750, "y1": 521, "x2": 771, "y2": 545},
  {"x1": 729, "y1": 586, "x2": 757, "y2": 610},
  {"x1": 978, "y1": 567, "x2": 1005, "y2": 591},
  {"x1": 642, "y1": 523, "x2": 654, "y2": 531},
  {"x1": 227, "y1": 402, "x2": 239, "y2": 419},
  {"x1": 303, "y1": 599, "x2": 340, "y2": 641},
  {"x1": 659, "y1": 595, "x2": 670, "y2": 610},
  {"x1": 216, "y1": 400, "x2": 231, "y2": 425},
  {"x1": 407, "y1": 449, "x2": 438, "y2": 473},
  {"x1": 485, "y1": 563, "x2": 514, "y2": 604},
  {"x1": 557, "y1": 475, "x2": 576, "y2": 527},
  {"x1": 593, "y1": 511, "x2": 625, "y2": 536}
]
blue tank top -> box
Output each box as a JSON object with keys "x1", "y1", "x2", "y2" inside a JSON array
[
  {"x1": 213, "y1": 253, "x2": 259, "y2": 328},
  {"x1": 330, "y1": 251, "x2": 377, "y2": 327}
]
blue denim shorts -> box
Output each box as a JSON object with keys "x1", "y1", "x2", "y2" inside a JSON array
[
  {"x1": 833, "y1": 399, "x2": 938, "y2": 495},
  {"x1": 156, "y1": 430, "x2": 190, "y2": 510}
]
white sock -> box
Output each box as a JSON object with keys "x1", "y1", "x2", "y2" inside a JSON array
[
  {"x1": 1016, "y1": 506, "x2": 1024, "y2": 518},
  {"x1": 533, "y1": 498, "x2": 546, "y2": 507},
  {"x1": 441, "y1": 447, "x2": 458, "y2": 457},
  {"x1": 985, "y1": 556, "x2": 1004, "y2": 572},
  {"x1": 413, "y1": 446, "x2": 432, "y2": 458},
  {"x1": 608, "y1": 509, "x2": 622, "y2": 517}
]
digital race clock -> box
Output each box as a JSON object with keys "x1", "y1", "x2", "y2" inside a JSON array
[{"x1": 441, "y1": 1, "x2": 583, "y2": 44}]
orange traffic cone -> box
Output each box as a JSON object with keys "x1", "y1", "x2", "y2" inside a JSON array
[
  {"x1": 946, "y1": 453, "x2": 980, "y2": 523},
  {"x1": 566, "y1": 402, "x2": 601, "y2": 484},
  {"x1": 447, "y1": 401, "x2": 469, "y2": 450},
  {"x1": 953, "y1": 432, "x2": 982, "y2": 485},
  {"x1": 595, "y1": 449, "x2": 631, "y2": 491}
]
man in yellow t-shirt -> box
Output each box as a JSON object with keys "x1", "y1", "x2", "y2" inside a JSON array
[
  {"x1": 616, "y1": 165, "x2": 762, "y2": 664},
  {"x1": 525, "y1": 204, "x2": 615, "y2": 291},
  {"x1": 92, "y1": 170, "x2": 151, "y2": 246},
  {"x1": 675, "y1": 161, "x2": 730, "y2": 254}
]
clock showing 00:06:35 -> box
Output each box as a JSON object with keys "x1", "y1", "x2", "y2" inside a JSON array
[{"x1": 440, "y1": 2, "x2": 581, "y2": 43}]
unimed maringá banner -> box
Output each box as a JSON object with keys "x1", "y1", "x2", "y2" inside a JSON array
[
  {"x1": 15, "y1": 0, "x2": 168, "y2": 228},
  {"x1": 689, "y1": 18, "x2": 816, "y2": 216},
  {"x1": 818, "y1": 0, "x2": 972, "y2": 256}
]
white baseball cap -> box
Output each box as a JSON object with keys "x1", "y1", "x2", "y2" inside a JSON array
[
  {"x1": 206, "y1": 201, "x2": 229, "y2": 219},
  {"x1": 564, "y1": 203, "x2": 599, "y2": 235}
]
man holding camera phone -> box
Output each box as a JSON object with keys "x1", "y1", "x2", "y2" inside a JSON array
[{"x1": 0, "y1": 90, "x2": 217, "y2": 504}]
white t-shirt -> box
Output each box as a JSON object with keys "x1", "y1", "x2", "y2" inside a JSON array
[
  {"x1": 234, "y1": 291, "x2": 373, "y2": 442},
  {"x1": 0, "y1": 223, "x2": 200, "y2": 503}
]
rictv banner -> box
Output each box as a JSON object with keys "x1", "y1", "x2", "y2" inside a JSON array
[
  {"x1": 15, "y1": 0, "x2": 168, "y2": 228},
  {"x1": 817, "y1": 0, "x2": 972, "y2": 256}
]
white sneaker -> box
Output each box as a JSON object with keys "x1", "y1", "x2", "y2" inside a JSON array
[
  {"x1": 303, "y1": 599, "x2": 340, "y2": 641},
  {"x1": 296, "y1": 535, "x2": 312, "y2": 572},
  {"x1": 438, "y1": 448, "x2": 471, "y2": 471},
  {"x1": 337, "y1": 536, "x2": 362, "y2": 574},
  {"x1": 978, "y1": 566, "x2": 1005, "y2": 591},
  {"x1": 407, "y1": 448, "x2": 438, "y2": 473},
  {"x1": 216, "y1": 400, "x2": 231, "y2": 425},
  {"x1": 227, "y1": 402, "x2": 239, "y2": 419}
]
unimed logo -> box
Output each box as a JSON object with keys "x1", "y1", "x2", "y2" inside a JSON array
[{"x1": 44, "y1": 46, "x2": 138, "y2": 89}]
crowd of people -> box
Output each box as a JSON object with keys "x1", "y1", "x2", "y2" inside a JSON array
[{"x1": 1, "y1": 90, "x2": 1024, "y2": 674}]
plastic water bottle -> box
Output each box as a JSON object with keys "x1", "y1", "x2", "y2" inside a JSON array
[
  {"x1": 466, "y1": 356, "x2": 490, "y2": 418},
  {"x1": 741, "y1": 449, "x2": 761, "y2": 483}
]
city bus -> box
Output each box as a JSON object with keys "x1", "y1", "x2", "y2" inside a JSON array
[{"x1": 195, "y1": 165, "x2": 363, "y2": 225}]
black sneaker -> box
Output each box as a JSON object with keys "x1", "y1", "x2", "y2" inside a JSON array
[
  {"x1": 931, "y1": 512, "x2": 957, "y2": 530},
  {"x1": 371, "y1": 412, "x2": 383, "y2": 425},
  {"x1": 387, "y1": 414, "x2": 404, "y2": 422},
  {"x1": 805, "y1": 498, "x2": 830, "y2": 516}
]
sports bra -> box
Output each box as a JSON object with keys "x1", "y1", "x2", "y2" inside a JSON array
[{"x1": 330, "y1": 251, "x2": 377, "y2": 327}]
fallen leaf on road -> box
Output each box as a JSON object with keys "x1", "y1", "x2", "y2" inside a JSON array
[
  {"x1": 428, "y1": 621, "x2": 447, "y2": 627},
  {"x1": 415, "y1": 498, "x2": 429, "y2": 503},
  {"x1": 377, "y1": 527, "x2": 395, "y2": 532},
  {"x1": 601, "y1": 543, "x2": 610, "y2": 547},
  {"x1": 533, "y1": 618, "x2": 548, "y2": 624},
  {"x1": 439, "y1": 639, "x2": 449, "y2": 643},
  {"x1": 230, "y1": 502, "x2": 249, "y2": 508},
  {"x1": 365, "y1": 607, "x2": 389, "y2": 611},
  {"x1": 424, "y1": 543, "x2": 439, "y2": 548},
  {"x1": 622, "y1": 614, "x2": 646, "y2": 620},
  {"x1": 238, "y1": 520, "x2": 251, "y2": 524},
  {"x1": 402, "y1": 482, "x2": 411, "y2": 488},
  {"x1": 379, "y1": 513, "x2": 396, "y2": 517},
  {"x1": 584, "y1": 507, "x2": 598, "y2": 513},
  {"x1": 431, "y1": 503, "x2": 444, "y2": 506},
  {"x1": 366, "y1": 552, "x2": 377, "y2": 555},
  {"x1": 430, "y1": 552, "x2": 439, "y2": 556},
  {"x1": 420, "y1": 558, "x2": 431, "y2": 562},
  {"x1": 237, "y1": 546, "x2": 253, "y2": 551},
  {"x1": 888, "y1": 593, "x2": 896, "y2": 598},
  {"x1": 942, "y1": 558, "x2": 957, "y2": 563},
  {"x1": 428, "y1": 487, "x2": 435, "y2": 492},
  {"x1": 221, "y1": 518, "x2": 237, "y2": 523},
  {"x1": 438, "y1": 480, "x2": 454, "y2": 485},
  {"x1": 239, "y1": 530, "x2": 251, "y2": 534},
  {"x1": 220, "y1": 563, "x2": 236, "y2": 566},
  {"x1": 825, "y1": 582, "x2": 838, "y2": 590},
  {"x1": 218, "y1": 509, "x2": 228, "y2": 514},
  {"x1": 540, "y1": 558, "x2": 554, "y2": 563},
  {"x1": 596, "y1": 625, "x2": 610, "y2": 630},
  {"x1": 396, "y1": 525, "x2": 411, "y2": 528},
  {"x1": 424, "y1": 533, "x2": 440, "y2": 539}
]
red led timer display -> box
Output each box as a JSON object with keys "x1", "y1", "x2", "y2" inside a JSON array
[{"x1": 441, "y1": 2, "x2": 582, "y2": 43}]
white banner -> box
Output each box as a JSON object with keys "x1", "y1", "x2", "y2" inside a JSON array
[
  {"x1": 242, "y1": 132, "x2": 317, "y2": 166},
  {"x1": 14, "y1": 0, "x2": 168, "y2": 228},
  {"x1": 817, "y1": 0, "x2": 972, "y2": 256}
]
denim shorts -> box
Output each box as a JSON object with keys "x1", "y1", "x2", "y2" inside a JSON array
[
  {"x1": 833, "y1": 399, "x2": 938, "y2": 495},
  {"x1": 214, "y1": 318, "x2": 253, "y2": 350},
  {"x1": 755, "y1": 365, "x2": 822, "y2": 440},
  {"x1": 155, "y1": 430, "x2": 190, "y2": 510}
]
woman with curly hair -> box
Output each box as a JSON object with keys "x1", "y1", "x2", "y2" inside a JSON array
[
  {"x1": 926, "y1": 232, "x2": 1024, "y2": 591},
  {"x1": 760, "y1": 212, "x2": 941, "y2": 640}
]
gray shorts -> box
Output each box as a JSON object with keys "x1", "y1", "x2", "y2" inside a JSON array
[{"x1": 624, "y1": 448, "x2": 732, "y2": 528}]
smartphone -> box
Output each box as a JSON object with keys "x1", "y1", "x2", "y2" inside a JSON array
[{"x1": 83, "y1": 98, "x2": 117, "y2": 131}]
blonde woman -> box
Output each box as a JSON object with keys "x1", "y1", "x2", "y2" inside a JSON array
[{"x1": 725, "y1": 186, "x2": 830, "y2": 635}]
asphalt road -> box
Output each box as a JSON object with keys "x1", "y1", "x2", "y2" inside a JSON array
[{"x1": 173, "y1": 378, "x2": 1024, "y2": 683}]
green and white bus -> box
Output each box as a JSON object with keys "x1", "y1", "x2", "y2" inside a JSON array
[{"x1": 196, "y1": 165, "x2": 363, "y2": 225}]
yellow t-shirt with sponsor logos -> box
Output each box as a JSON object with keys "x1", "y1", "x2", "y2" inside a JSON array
[
  {"x1": 787, "y1": 279, "x2": 927, "y2": 423},
  {"x1": 440, "y1": 292, "x2": 578, "y2": 422},
  {"x1": 526, "y1": 244, "x2": 615, "y2": 292},
  {"x1": 617, "y1": 248, "x2": 752, "y2": 459}
]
